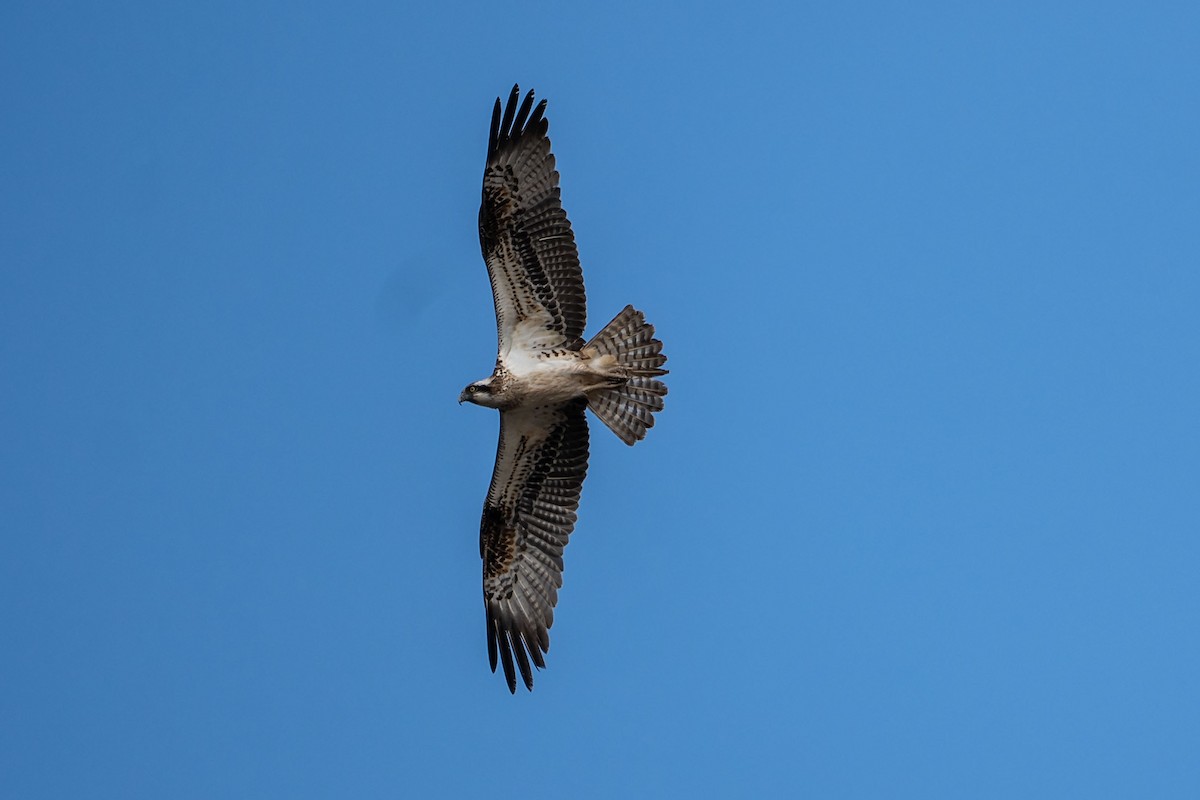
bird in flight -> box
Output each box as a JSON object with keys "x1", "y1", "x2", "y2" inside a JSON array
[{"x1": 460, "y1": 85, "x2": 668, "y2": 692}]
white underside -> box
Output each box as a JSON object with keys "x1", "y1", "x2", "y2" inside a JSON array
[{"x1": 501, "y1": 319, "x2": 617, "y2": 406}]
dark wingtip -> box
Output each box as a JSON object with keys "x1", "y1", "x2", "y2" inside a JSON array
[
  {"x1": 529, "y1": 639, "x2": 546, "y2": 669},
  {"x1": 514, "y1": 638, "x2": 534, "y2": 691},
  {"x1": 488, "y1": 604, "x2": 548, "y2": 693},
  {"x1": 498, "y1": 85, "x2": 520, "y2": 146},
  {"x1": 487, "y1": 612, "x2": 499, "y2": 673},
  {"x1": 489, "y1": 85, "x2": 547, "y2": 162},
  {"x1": 487, "y1": 97, "x2": 501, "y2": 161},
  {"x1": 511, "y1": 89, "x2": 536, "y2": 138},
  {"x1": 498, "y1": 628, "x2": 518, "y2": 693}
]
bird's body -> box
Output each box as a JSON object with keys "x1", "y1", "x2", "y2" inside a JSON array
[
  {"x1": 464, "y1": 326, "x2": 631, "y2": 410},
  {"x1": 460, "y1": 86, "x2": 668, "y2": 692}
]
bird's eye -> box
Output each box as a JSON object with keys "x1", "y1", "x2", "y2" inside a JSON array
[{"x1": 468, "y1": 385, "x2": 479, "y2": 393}]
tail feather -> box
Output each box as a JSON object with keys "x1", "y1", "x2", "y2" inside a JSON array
[{"x1": 584, "y1": 305, "x2": 668, "y2": 445}]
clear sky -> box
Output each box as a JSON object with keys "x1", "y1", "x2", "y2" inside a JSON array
[{"x1": 2, "y1": 1, "x2": 1198, "y2": 797}]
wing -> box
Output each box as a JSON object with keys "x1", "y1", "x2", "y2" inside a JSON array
[
  {"x1": 480, "y1": 398, "x2": 590, "y2": 692},
  {"x1": 478, "y1": 85, "x2": 587, "y2": 355}
]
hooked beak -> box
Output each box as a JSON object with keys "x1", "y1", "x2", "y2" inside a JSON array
[{"x1": 458, "y1": 391, "x2": 468, "y2": 405}]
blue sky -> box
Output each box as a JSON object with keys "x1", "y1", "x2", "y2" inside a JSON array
[{"x1": 2, "y1": 1, "x2": 1198, "y2": 797}]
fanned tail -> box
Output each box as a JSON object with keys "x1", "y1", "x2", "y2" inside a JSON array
[{"x1": 583, "y1": 305, "x2": 668, "y2": 446}]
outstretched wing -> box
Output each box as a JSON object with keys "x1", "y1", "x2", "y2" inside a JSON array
[
  {"x1": 478, "y1": 85, "x2": 587, "y2": 355},
  {"x1": 480, "y1": 398, "x2": 589, "y2": 692}
]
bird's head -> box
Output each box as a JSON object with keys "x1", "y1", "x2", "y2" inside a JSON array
[{"x1": 459, "y1": 378, "x2": 501, "y2": 408}]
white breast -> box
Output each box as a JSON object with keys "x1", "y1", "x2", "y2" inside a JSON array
[{"x1": 501, "y1": 319, "x2": 590, "y2": 405}]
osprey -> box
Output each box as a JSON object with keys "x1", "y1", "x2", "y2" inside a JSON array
[{"x1": 460, "y1": 85, "x2": 668, "y2": 692}]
